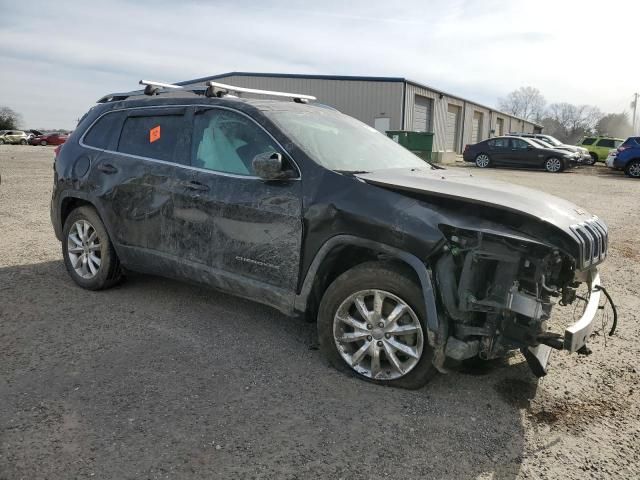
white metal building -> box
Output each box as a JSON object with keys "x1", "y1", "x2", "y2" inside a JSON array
[{"x1": 179, "y1": 72, "x2": 542, "y2": 155}]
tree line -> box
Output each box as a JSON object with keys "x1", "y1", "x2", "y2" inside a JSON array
[
  {"x1": 0, "y1": 106, "x2": 21, "y2": 130},
  {"x1": 498, "y1": 87, "x2": 635, "y2": 144}
]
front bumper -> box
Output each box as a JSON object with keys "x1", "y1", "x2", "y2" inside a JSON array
[{"x1": 564, "y1": 271, "x2": 601, "y2": 352}]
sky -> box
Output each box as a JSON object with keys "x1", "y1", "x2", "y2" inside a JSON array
[{"x1": 0, "y1": 0, "x2": 638, "y2": 130}]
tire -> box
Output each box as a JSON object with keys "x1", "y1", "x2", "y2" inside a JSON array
[
  {"x1": 40, "y1": 140, "x2": 47, "y2": 146},
  {"x1": 475, "y1": 153, "x2": 491, "y2": 168},
  {"x1": 20, "y1": 139, "x2": 27, "y2": 145},
  {"x1": 0, "y1": 139, "x2": 4, "y2": 145},
  {"x1": 62, "y1": 206, "x2": 122, "y2": 290},
  {"x1": 589, "y1": 152, "x2": 598, "y2": 163},
  {"x1": 317, "y1": 261, "x2": 436, "y2": 389},
  {"x1": 544, "y1": 157, "x2": 564, "y2": 173},
  {"x1": 625, "y1": 160, "x2": 640, "y2": 178}
]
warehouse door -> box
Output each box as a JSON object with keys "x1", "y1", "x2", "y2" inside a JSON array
[
  {"x1": 412, "y1": 95, "x2": 433, "y2": 132},
  {"x1": 446, "y1": 104, "x2": 461, "y2": 151},
  {"x1": 496, "y1": 117, "x2": 504, "y2": 136},
  {"x1": 471, "y1": 111, "x2": 484, "y2": 144}
]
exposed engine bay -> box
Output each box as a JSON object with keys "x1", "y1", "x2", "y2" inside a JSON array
[{"x1": 433, "y1": 227, "x2": 610, "y2": 376}]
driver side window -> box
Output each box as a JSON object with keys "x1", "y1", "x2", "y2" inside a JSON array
[{"x1": 192, "y1": 109, "x2": 279, "y2": 176}]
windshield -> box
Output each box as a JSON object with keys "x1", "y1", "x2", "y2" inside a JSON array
[
  {"x1": 541, "y1": 135, "x2": 562, "y2": 146},
  {"x1": 265, "y1": 109, "x2": 431, "y2": 172}
]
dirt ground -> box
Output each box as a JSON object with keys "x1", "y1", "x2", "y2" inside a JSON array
[{"x1": 1, "y1": 145, "x2": 638, "y2": 479}]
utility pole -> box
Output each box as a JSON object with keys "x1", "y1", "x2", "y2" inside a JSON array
[{"x1": 633, "y1": 93, "x2": 639, "y2": 135}]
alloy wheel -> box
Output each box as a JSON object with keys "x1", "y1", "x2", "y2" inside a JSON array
[
  {"x1": 333, "y1": 289, "x2": 424, "y2": 380},
  {"x1": 546, "y1": 157, "x2": 562, "y2": 172},
  {"x1": 628, "y1": 162, "x2": 640, "y2": 178},
  {"x1": 67, "y1": 220, "x2": 102, "y2": 279},
  {"x1": 475, "y1": 154, "x2": 490, "y2": 168}
]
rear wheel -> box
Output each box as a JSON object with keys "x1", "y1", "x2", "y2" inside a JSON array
[
  {"x1": 40, "y1": 140, "x2": 47, "y2": 146},
  {"x1": 475, "y1": 153, "x2": 491, "y2": 168},
  {"x1": 545, "y1": 157, "x2": 563, "y2": 173},
  {"x1": 0, "y1": 139, "x2": 4, "y2": 145},
  {"x1": 20, "y1": 139, "x2": 27, "y2": 145},
  {"x1": 317, "y1": 261, "x2": 436, "y2": 389},
  {"x1": 62, "y1": 206, "x2": 122, "y2": 290},
  {"x1": 625, "y1": 160, "x2": 640, "y2": 178}
]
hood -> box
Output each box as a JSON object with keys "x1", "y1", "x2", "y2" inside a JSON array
[{"x1": 356, "y1": 168, "x2": 594, "y2": 231}]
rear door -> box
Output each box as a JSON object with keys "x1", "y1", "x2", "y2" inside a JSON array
[
  {"x1": 176, "y1": 106, "x2": 303, "y2": 292},
  {"x1": 487, "y1": 137, "x2": 510, "y2": 164},
  {"x1": 86, "y1": 107, "x2": 194, "y2": 265},
  {"x1": 594, "y1": 138, "x2": 616, "y2": 159}
]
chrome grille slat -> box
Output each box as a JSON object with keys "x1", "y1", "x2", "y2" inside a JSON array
[{"x1": 570, "y1": 217, "x2": 608, "y2": 269}]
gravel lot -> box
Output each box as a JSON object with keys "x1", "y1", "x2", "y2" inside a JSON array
[{"x1": 1, "y1": 145, "x2": 639, "y2": 479}]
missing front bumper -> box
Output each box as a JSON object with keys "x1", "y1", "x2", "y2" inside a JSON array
[{"x1": 564, "y1": 272, "x2": 601, "y2": 353}]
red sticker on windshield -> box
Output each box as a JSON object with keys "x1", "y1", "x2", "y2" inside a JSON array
[{"x1": 149, "y1": 125, "x2": 161, "y2": 143}]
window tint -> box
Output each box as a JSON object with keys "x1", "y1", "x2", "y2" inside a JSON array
[
  {"x1": 490, "y1": 138, "x2": 509, "y2": 148},
  {"x1": 634, "y1": 137, "x2": 640, "y2": 145},
  {"x1": 581, "y1": 137, "x2": 596, "y2": 145},
  {"x1": 85, "y1": 112, "x2": 124, "y2": 150},
  {"x1": 614, "y1": 140, "x2": 623, "y2": 148},
  {"x1": 596, "y1": 139, "x2": 615, "y2": 148},
  {"x1": 118, "y1": 114, "x2": 186, "y2": 162},
  {"x1": 511, "y1": 138, "x2": 529, "y2": 149},
  {"x1": 192, "y1": 109, "x2": 280, "y2": 176}
]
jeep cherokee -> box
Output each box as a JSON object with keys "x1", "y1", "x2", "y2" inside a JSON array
[{"x1": 50, "y1": 80, "x2": 611, "y2": 389}]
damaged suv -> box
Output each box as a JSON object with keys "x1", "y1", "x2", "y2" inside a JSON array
[{"x1": 51, "y1": 80, "x2": 610, "y2": 389}]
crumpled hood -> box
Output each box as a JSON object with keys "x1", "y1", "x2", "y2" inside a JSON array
[{"x1": 356, "y1": 168, "x2": 595, "y2": 231}]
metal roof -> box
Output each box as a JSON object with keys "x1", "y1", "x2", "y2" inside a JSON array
[{"x1": 177, "y1": 71, "x2": 543, "y2": 128}]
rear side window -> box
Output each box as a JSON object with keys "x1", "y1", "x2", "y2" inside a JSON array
[
  {"x1": 118, "y1": 114, "x2": 186, "y2": 163},
  {"x1": 511, "y1": 138, "x2": 529, "y2": 149},
  {"x1": 488, "y1": 138, "x2": 509, "y2": 148},
  {"x1": 84, "y1": 111, "x2": 124, "y2": 150},
  {"x1": 581, "y1": 137, "x2": 596, "y2": 145},
  {"x1": 596, "y1": 139, "x2": 615, "y2": 148}
]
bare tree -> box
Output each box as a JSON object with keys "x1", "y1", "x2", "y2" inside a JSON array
[
  {"x1": 542, "y1": 103, "x2": 603, "y2": 144},
  {"x1": 498, "y1": 87, "x2": 546, "y2": 122},
  {"x1": 0, "y1": 106, "x2": 22, "y2": 130},
  {"x1": 595, "y1": 112, "x2": 633, "y2": 138}
]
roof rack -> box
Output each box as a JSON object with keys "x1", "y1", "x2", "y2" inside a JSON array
[
  {"x1": 204, "y1": 81, "x2": 316, "y2": 103},
  {"x1": 97, "y1": 79, "x2": 317, "y2": 104}
]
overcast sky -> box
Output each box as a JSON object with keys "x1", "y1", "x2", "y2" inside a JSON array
[{"x1": 0, "y1": 0, "x2": 637, "y2": 129}]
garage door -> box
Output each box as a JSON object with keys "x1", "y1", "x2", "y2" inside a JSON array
[
  {"x1": 446, "y1": 104, "x2": 461, "y2": 151},
  {"x1": 412, "y1": 95, "x2": 433, "y2": 132},
  {"x1": 471, "y1": 111, "x2": 483, "y2": 144},
  {"x1": 496, "y1": 117, "x2": 504, "y2": 136}
]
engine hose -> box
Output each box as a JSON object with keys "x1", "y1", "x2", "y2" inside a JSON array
[{"x1": 594, "y1": 285, "x2": 618, "y2": 336}]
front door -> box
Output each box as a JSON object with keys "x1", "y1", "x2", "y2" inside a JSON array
[
  {"x1": 508, "y1": 138, "x2": 538, "y2": 167},
  {"x1": 177, "y1": 107, "x2": 303, "y2": 292}
]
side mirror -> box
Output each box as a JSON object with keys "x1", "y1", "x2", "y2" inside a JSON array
[{"x1": 253, "y1": 152, "x2": 288, "y2": 180}]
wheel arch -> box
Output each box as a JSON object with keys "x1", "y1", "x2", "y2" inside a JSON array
[{"x1": 295, "y1": 235, "x2": 440, "y2": 340}]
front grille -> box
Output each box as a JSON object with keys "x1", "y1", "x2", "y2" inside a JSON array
[{"x1": 570, "y1": 217, "x2": 608, "y2": 269}]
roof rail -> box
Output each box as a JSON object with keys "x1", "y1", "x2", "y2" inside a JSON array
[{"x1": 204, "y1": 81, "x2": 316, "y2": 103}]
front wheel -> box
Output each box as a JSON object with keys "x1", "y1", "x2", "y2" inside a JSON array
[
  {"x1": 589, "y1": 152, "x2": 598, "y2": 163},
  {"x1": 584, "y1": 154, "x2": 596, "y2": 166},
  {"x1": 475, "y1": 153, "x2": 491, "y2": 168},
  {"x1": 625, "y1": 160, "x2": 640, "y2": 178},
  {"x1": 545, "y1": 157, "x2": 564, "y2": 173},
  {"x1": 317, "y1": 261, "x2": 436, "y2": 389},
  {"x1": 40, "y1": 140, "x2": 48, "y2": 146},
  {"x1": 62, "y1": 206, "x2": 122, "y2": 290}
]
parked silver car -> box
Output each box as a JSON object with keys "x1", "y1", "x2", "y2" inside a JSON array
[{"x1": 0, "y1": 130, "x2": 29, "y2": 145}]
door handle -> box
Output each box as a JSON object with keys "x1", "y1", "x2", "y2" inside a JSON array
[
  {"x1": 181, "y1": 180, "x2": 210, "y2": 192},
  {"x1": 97, "y1": 163, "x2": 118, "y2": 174}
]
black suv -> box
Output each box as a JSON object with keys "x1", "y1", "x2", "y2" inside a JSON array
[{"x1": 51, "y1": 81, "x2": 610, "y2": 389}]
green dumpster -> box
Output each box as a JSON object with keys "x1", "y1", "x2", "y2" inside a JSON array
[{"x1": 386, "y1": 130, "x2": 434, "y2": 162}]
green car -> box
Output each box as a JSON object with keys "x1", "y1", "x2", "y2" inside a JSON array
[{"x1": 579, "y1": 136, "x2": 624, "y2": 163}]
